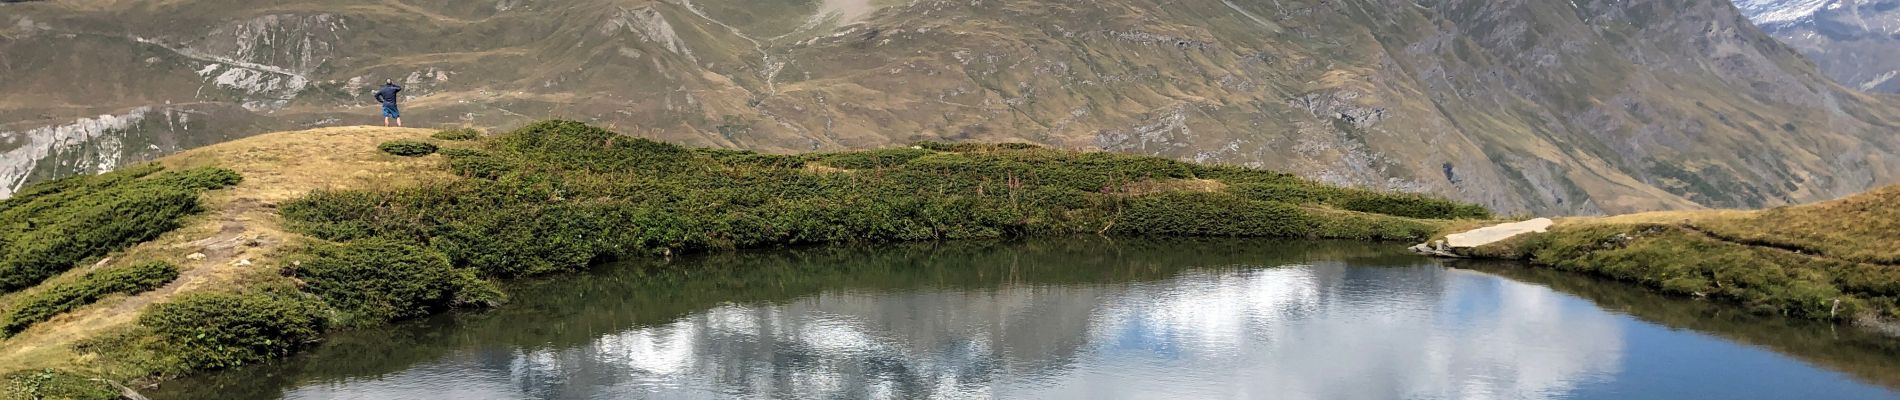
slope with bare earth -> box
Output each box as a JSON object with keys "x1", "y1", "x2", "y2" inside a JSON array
[{"x1": 3, "y1": 0, "x2": 1898, "y2": 216}]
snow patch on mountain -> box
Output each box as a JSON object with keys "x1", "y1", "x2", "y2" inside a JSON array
[{"x1": 1734, "y1": 0, "x2": 1834, "y2": 26}]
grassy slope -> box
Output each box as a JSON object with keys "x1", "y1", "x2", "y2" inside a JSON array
[
  {"x1": 0, "y1": 126, "x2": 447, "y2": 380},
  {"x1": 0, "y1": 122, "x2": 1488, "y2": 396},
  {"x1": 1468, "y1": 186, "x2": 1900, "y2": 328}
]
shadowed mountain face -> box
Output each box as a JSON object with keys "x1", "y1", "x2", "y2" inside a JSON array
[
  {"x1": 2, "y1": 0, "x2": 1897, "y2": 214},
  {"x1": 1739, "y1": 0, "x2": 1900, "y2": 93}
]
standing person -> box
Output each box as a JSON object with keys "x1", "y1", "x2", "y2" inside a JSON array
[{"x1": 374, "y1": 80, "x2": 404, "y2": 127}]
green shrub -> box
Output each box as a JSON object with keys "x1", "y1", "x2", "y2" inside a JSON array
[
  {"x1": 378, "y1": 140, "x2": 438, "y2": 157},
  {"x1": 288, "y1": 239, "x2": 501, "y2": 324},
  {"x1": 1308, "y1": 209, "x2": 1440, "y2": 241},
  {"x1": 283, "y1": 120, "x2": 1483, "y2": 284},
  {"x1": 1229, "y1": 182, "x2": 1347, "y2": 204},
  {"x1": 1336, "y1": 191, "x2": 1492, "y2": 219},
  {"x1": 1115, "y1": 192, "x2": 1312, "y2": 237},
  {"x1": 0, "y1": 167, "x2": 238, "y2": 294},
  {"x1": 441, "y1": 149, "x2": 510, "y2": 179},
  {"x1": 138, "y1": 290, "x2": 331, "y2": 370},
  {"x1": 1, "y1": 262, "x2": 179, "y2": 337},
  {"x1": 2, "y1": 369, "x2": 116, "y2": 400},
  {"x1": 431, "y1": 128, "x2": 481, "y2": 141},
  {"x1": 818, "y1": 148, "x2": 934, "y2": 169}
]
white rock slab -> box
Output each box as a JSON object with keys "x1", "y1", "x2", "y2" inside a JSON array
[{"x1": 1444, "y1": 218, "x2": 1555, "y2": 248}]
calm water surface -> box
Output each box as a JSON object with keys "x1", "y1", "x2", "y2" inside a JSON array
[{"x1": 155, "y1": 239, "x2": 1900, "y2": 399}]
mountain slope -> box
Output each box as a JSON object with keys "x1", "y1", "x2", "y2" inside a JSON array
[
  {"x1": 1737, "y1": 0, "x2": 1900, "y2": 93},
  {"x1": 3, "y1": 0, "x2": 1898, "y2": 214}
]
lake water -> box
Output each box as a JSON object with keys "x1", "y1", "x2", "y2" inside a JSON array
[{"x1": 152, "y1": 238, "x2": 1900, "y2": 400}]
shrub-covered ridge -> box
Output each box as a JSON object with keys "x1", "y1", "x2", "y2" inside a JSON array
[
  {"x1": 285, "y1": 120, "x2": 1491, "y2": 279},
  {"x1": 0, "y1": 166, "x2": 239, "y2": 294}
]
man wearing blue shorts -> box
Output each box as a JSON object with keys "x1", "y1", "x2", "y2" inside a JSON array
[{"x1": 374, "y1": 79, "x2": 404, "y2": 127}]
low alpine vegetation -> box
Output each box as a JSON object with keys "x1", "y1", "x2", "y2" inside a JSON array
[
  {"x1": 286, "y1": 239, "x2": 501, "y2": 325},
  {"x1": 1, "y1": 261, "x2": 179, "y2": 337},
  {"x1": 285, "y1": 120, "x2": 1491, "y2": 280},
  {"x1": 0, "y1": 166, "x2": 239, "y2": 294},
  {"x1": 431, "y1": 128, "x2": 481, "y2": 141},
  {"x1": 378, "y1": 140, "x2": 438, "y2": 157},
  {"x1": 136, "y1": 289, "x2": 331, "y2": 370}
]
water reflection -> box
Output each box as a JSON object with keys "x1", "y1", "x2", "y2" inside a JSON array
[{"x1": 153, "y1": 239, "x2": 1900, "y2": 400}]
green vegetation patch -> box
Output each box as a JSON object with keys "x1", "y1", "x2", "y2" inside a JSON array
[
  {"x1": 1228, "y1": 181, "x2": 1491, "y2": 219},
  {"x1": 137, "y1": 289, "x2": 331, "y2": 370},
  {"x1": 378, "y1": 140, "x2": 439, "y2": 157},
  {"x1": 282, "y1": 120, "x2": 1490, "y2": 280},
  {"x1": 0, "y1": 166, "x2": 239, "y2": 294},
  {"x1": 2, "y1": 369, "x2": 116, "y2": 400},
  {"x1": 1484, "y1": 224, "x2": 1900, "y2": 321},
  {"x1": 1, "y1": 262, "x2": 179, "y2": 337},
  {"x1": 431, "y1": 128, "x2": 481, "y2": 141},
  {"x1": 287, "y1": 239, "x2": 501, "y2": 325}
]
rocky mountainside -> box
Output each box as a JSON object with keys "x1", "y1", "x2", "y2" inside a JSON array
[
  {"x1": 3, "y1": 0, "x2": 1898, "y2": 215},
  {"x1": 1737, "y1": 0, "x2": 1900, "y2": 93}
]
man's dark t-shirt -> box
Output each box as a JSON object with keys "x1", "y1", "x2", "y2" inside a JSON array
[{"x1": 374, "y1": 84, "x2": 403, "y2": 106}]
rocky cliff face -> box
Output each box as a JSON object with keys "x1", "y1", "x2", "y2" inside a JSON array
[
  {"x1": 3, "y1": 0, "x2": 1897, "y2": 214},
  {"x1": 1738, "y1": 0, "x2": 1900, "y2": 93}
]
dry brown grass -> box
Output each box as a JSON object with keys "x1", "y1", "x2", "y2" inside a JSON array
[
  {"x1": 0, "y1": 126, "x2": 447, "y2": 376},
  {"x1": 1497, "y1": 183, "x2": 1900, "y2": 267},
  {"x1": 1692, "y1": 185, "x2": 1900, "y2": 265}
]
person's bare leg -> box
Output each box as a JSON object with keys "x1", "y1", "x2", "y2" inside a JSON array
[
  {"x1": 395, "y1": 117, "x2": 403, "y2": 127},
  {"x1": 384, "y1": 117, "x2": 391, "y2": 127}
]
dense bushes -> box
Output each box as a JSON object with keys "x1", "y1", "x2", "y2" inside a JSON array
[
  {"x1": 0, "y1": 167, "x2": 239, "y2": 294},
  {"x1": 287, "y1": 239, "x2": 500, "y2": 324},
  {"x1": 283, "y1": 121, "x2": 1489, "y2": 280},
  {"x1": 1115, "y1": 192, "x2": 1311, "y2": 237},
  {"x1": 138, "y1": 290, "x2": 330, "y2": 370},
  {"x1": 431, "y1": 128, "x2": 481, "y2": 141},
  {"x1": 378, "y1": 140, "x2": 438, "y2": 157},
  {"x1": 1229, "y1": 182, "x2": 1493, "y2": 220},
  {"x1": 1, "y1": 262, "x2": 178, "y2": 337},
  {"x1": 1337, "y1": 191, "x2": 1492, "y2": 220},
  {"x1": 817, "y1": 148, "x2": 934, "y2": 169},
  {"x1": 441, "y1": 149, "x2": 510, "y2": 179}
]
